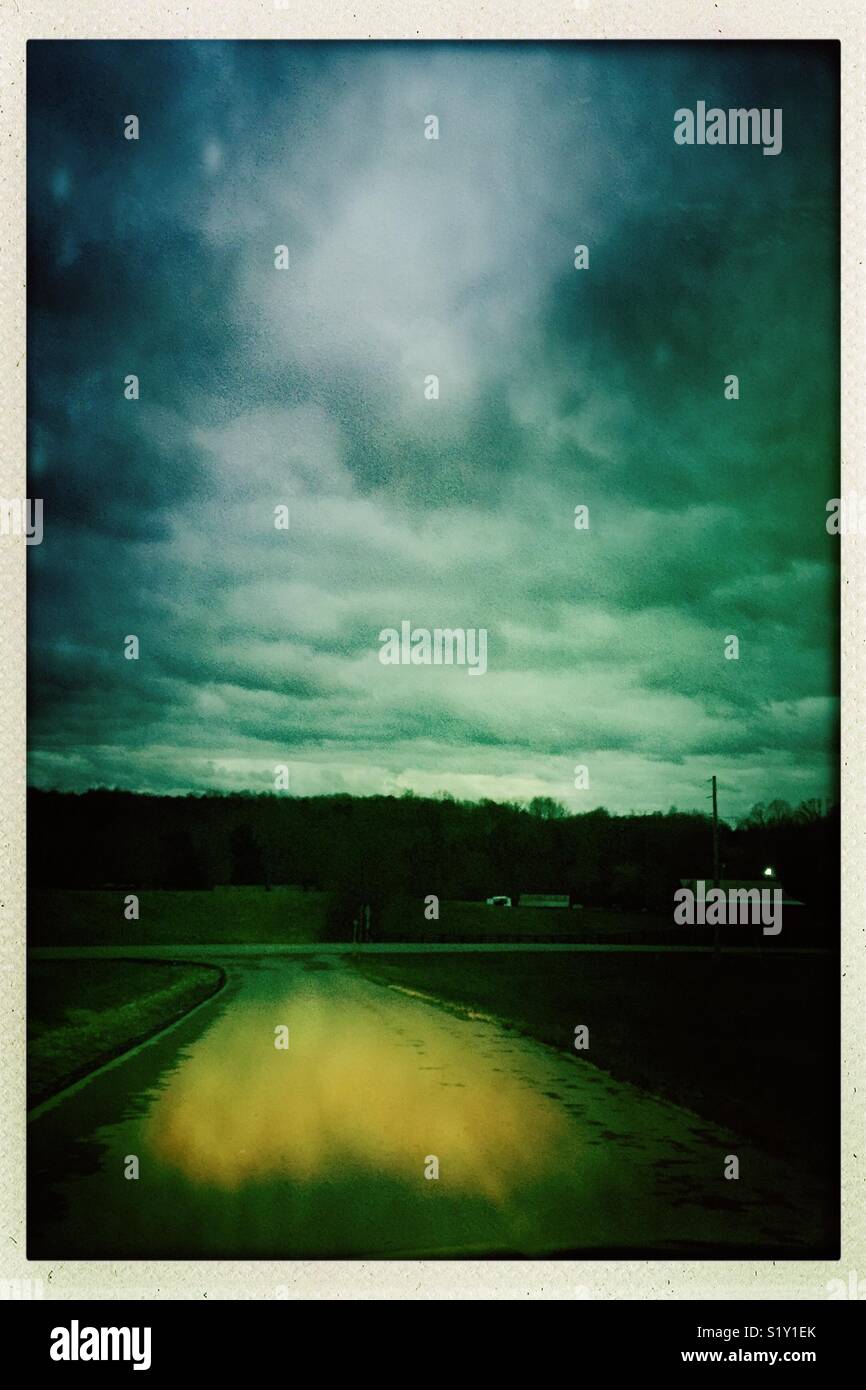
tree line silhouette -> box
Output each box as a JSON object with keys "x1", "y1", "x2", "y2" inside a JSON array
[{"x1": 28, "y1": 788, "x2": 838, "y2": 916}]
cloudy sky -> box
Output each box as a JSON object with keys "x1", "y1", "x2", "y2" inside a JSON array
[{"x1": 27, "y1": 41, "x2": 839, "y2": 815}]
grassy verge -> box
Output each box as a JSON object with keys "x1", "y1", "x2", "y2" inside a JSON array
[
  {"x1": 29, "y1": 887, "x2": 332, "y2": 947},
  {"x1": 349, "y1": 949, "x2": 837, "y2": 1178},
  {"x1": 28, "y1": 959, "x2": 225, "y2": 1108}
]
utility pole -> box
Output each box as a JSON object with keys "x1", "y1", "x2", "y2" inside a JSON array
[{"x1": 710, "y1": 775, "x2": 720, "y2": 958}]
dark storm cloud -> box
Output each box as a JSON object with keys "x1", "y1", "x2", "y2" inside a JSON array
[{"x1": 27, "y1": 40, "x2": 839, "y2": 813}]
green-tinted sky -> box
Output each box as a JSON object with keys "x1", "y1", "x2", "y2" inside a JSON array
[{"x1": 27, "y1": 41, "x2": 839, "y2": 816}]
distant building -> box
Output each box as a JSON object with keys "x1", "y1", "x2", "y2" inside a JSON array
[
  {"x1": 679, "y1": 878, "x2": 804, "y2": 907},
  {"x1": 518, "y1": 893, "x2": 570, "y2": 909}
]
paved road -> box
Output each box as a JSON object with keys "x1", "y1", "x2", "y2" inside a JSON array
[
  {"x1": 28, "y1": 954, "x2": 831, "y2": 1258},
  {"x1": 32, "y1": 943, "x2": 828, "y2": 957}
]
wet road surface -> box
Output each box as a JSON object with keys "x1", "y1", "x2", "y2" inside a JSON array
[{"x1": 28, "y1": 954, "x2": 831, "y2": 1258}]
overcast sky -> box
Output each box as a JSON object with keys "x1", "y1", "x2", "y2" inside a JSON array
[{"x1": 27, "y1": 41, "x2": 839, "y2": 816}]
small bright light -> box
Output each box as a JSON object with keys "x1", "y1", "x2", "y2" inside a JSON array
[{"x1": 763, "y1": 866, "x2": 775, "y2": 879}]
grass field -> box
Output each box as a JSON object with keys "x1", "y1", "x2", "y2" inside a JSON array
[
  {"x1": 29, "y1": 887, "x2": 333, "y2": 947},
  {"x1": 349, "y1": 948, "x2": 838, "y2": 1178},
  {"x1": 30, "y1": 887, "x2": 829, "y2": 948},
  {"x1": 27, "y1": 959, "x2": 224, "y2": 1108}
]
